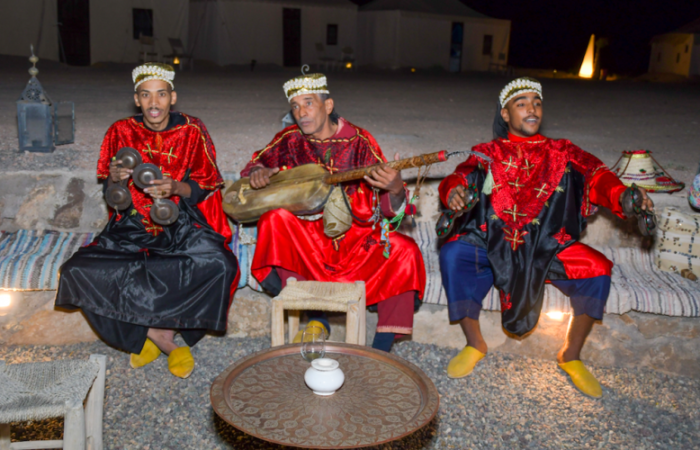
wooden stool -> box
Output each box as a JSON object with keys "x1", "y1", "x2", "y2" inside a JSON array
[
  {"x1": 0, "y1": 354, "x2": 106, "y2": 450},
  {"x1": 271, "y1": 279, "x2": 366, "y2": 347}
]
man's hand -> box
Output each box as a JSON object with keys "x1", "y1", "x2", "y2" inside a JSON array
[
  {"x1": 249, "y1": 167, "x2": 280, "y2": 189},
  {"x1": 145, "y1": 178, "x2": 190, "y2": 199},
  {"x1": 448, "y1": 185, "x2": 468, "y2": 211},
  {"x1": 637, "y1": 187, "x2": 654, "y2": 212},
  {"x1": 109, "y1": 159, "x2": 132, "y2": 183},
  {"x1": 364, "y1": 153, "x2": 404, "y2": 196}
]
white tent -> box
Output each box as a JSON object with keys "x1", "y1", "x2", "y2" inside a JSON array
[
  {"x1": 357, "y1": 0, "x2": 510, "y2": 72},
  {"x1": 0, "y1": 0, "x2": 189, "y2": 65},
  {"x1": 189, "y1": 0, "x2": 357, "y2": 67},
  {"x1": 649, "y1": 18, "x2": 700, "y2": 77}
]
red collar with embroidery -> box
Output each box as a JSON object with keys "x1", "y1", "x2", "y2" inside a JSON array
[{"x1": 481, "y1": 136, "x2": 572, "y2": 230}]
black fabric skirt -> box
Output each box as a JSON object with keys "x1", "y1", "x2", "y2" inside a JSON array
[{"x1": 55, "y1": 200, "x2": 239, "y2": 354}]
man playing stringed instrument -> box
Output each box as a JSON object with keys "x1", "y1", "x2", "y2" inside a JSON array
[
  {"x1": 241, "y1": 72, "x2": 426, "y2": 352},
  {"x1": 438, "y1": 78, "x2": 654, "y2": 397}
]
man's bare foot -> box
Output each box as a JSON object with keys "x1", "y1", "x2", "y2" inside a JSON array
[
  {"x1": 458, "y1": 317, "x2": 488, "y2": 355},
  {"x1": 557, "y1": 348, "x2": 578, "y2": 364},
  {"x1": 147, "y1": 328, "x2": 179, "y2": 355}
]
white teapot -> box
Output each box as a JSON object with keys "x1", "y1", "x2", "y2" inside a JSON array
[{"x1": 304, "y1": 358, "x2": 345, "y2": 396}]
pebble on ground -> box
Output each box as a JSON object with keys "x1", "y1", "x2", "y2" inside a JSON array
[{"x1": 2, "y1": 337, "x2": 698, "y2": 450}]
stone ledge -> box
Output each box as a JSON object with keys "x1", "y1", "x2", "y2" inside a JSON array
[{"x1": 2, "y1": 289, "x2": 698, "y2": 379}]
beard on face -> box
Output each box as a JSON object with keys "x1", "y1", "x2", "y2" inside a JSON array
[{"x1": 516, "y1": 115, "x2": 540, "y2": 136}]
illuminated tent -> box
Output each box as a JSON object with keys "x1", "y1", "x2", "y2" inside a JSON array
[{"x1": 648, "y1": 17, "x2": 700, "y2": 77}]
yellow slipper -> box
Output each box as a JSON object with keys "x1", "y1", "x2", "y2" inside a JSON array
[
  {"x1": 168, "y1": 346, "x2": 195, "y2": 379},
  {"x1": 558, "y1": 360, "x2": 602, "y2": 398},
  {"x1": 130, "y1": 338, "x2": 162, "y2": 369},
  {"x1": 292, "y1": 320, "x2": 329, "y2": 344},
  {"x1": 447, "y1": 346, "x2": 486, "y2": 379}
]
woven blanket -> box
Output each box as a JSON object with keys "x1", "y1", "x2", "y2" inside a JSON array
[
  {"x1": 2, "y1": 227, "x2": 699, "y2": 317},
  {"x1": 0, "y1": 230, "x2": 96, "y2": 290},
  {"x1": 405, "y1": 222, "x2": 700, "y2": 317},
  {"x1": 0, "y1": 359, "x2": 98, "y2": 423},
  {"x1": 0, "y1": 229, "x2": 254, "y2": 291}
]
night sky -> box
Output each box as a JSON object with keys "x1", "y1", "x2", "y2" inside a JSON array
[{"x1": 351, "y1": 0, "x2": 700, "y2": 75}]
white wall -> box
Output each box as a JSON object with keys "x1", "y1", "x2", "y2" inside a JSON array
[
  {"x1": 648, "y1": 33, "x2": 694, "y2": 76},
  {"x1": 0, "y1": 0, "x2": 59, "y2": 61},
  {"x1": 357, "y1": 11, "x2": 401, "y2": 69},
  {"x1": 189, "y1": 0, "x2": 356, "y2": 67},
  {"x1": 90, "y1": 0, "x2": 189, "y2": 64},
  {"x1": 460, "y1": 18, "x2": 509, "y2": 72},
  {"x1": 358, "y1": 10, "x2": 510, "y2": 72},
  {"x1": 301, "y1": 5, "x2": 357, "y2": 64}
]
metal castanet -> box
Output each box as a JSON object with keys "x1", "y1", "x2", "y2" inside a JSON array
[
  {"x1": 132, "y1": 163, "x2": 181, "y2": 226},
  {"x1": 105, "y1": 183, "x2": 132, "y2": 211},
  {"x1": 104, "y1": 147, "x2": 143, "y2": 211},
  {"x1": 132, "y1": 163, "x2": 162, "y2": 190},
  {"x1": 620, "y1": 183, "x2": 657, "y2": 237},
  {"x1": 435, "y1": 183, "x2": 479, "y2": 238},
  {"x1": 223, "y1": 150, "x2": 454, "y2": 224},
  {"x1": 115, "y1": 146, "x2": 142, "y2": 170}
]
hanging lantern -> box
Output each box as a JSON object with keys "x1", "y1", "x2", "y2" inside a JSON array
[{"x1": 16, "y1": 46, "x2": 75, "y2": 153}]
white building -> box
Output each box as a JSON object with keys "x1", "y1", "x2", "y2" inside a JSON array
[
  {"x1": 649, "y1": 18, "x2": 700, "y2": 77},
  {"x1": 188, "y1": 0, "x2": 357, "y2": 67},
  {"x1": 0, "y1": 0, "x2": 189, "y2": 65},
  {"x1": 357, "y1": 0, "x2": 511, "y2": 72}
]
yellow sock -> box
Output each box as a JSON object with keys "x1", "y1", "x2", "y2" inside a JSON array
[{"x1": 130, "y1": 338, "x2": 161, "y2": 369}]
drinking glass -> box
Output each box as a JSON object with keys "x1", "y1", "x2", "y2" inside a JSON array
[{"x1": 300, "y1": 325, "x2": 326, "y2": 362}]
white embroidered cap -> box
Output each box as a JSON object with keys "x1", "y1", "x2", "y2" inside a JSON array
[
  {"x1": 283, "y1": 73, "x2": 329, "y2": 102},
  {"x1": 499, "y1": 77, "x2": 543, "y2": 108},
  {"x1": 132, "y1": 63, "x2": 175, "y2": 91}
]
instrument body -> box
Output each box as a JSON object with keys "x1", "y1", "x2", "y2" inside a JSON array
[
  {"x1": 224, "y1": 164, "x2": 332, "y2": 224},
  {"x1": 223, "y1": 151, "x2": 448, "y2": 224}
]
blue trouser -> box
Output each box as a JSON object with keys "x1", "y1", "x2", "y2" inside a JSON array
[{"x1": 440, "y1": 240, "x2": 609, "y2": 322}]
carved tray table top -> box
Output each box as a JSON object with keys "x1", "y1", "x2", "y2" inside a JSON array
[{"x1": 211, "y1": 342, "x2": 440, "y2": 449}]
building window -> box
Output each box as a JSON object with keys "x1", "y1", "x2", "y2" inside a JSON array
[
  {"x1": 677, "y1": 53, "x2": 681, "y2": 63},
  {"x1": 326, "y1": 24, "x2": 338, "y2": 46},
  {"x1": 482, "y1": 35, "x2": 493, "y2": 56},
  {"x1": 133, "y1": 8, "x2": 153, "y2": 40},
  {"x1": 686, "y1": 44, "x2": 689, "y2": 53}
]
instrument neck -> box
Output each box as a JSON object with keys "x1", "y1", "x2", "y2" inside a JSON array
[{"x1": 323, "y1": 150, "x2": 447, "y2": 185}]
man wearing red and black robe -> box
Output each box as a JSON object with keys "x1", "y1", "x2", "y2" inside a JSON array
[
  {"x1": 56, "y1": 64, "x2": 239, "y2": 378},
  {"x1": 438, "y1": 78, "x2": 653, "y2": 397},
  {"x1": 242, "y1": 73, "x2": 425, "y2": 352}
]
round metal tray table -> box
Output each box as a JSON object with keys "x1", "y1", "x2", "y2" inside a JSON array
[{"x1": 211, "y1": 342, "x2": 439, "y2": 449}]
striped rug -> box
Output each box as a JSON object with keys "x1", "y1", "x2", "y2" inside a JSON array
[
  {"x1": 2, "y1": 226, "x2": 699, "y2": 317},
  {"x1": 406, "y1": 222, "x2": 700, "y2": 317},
  {"x1": 0, "y1": 230, "x2": 96, "y2": 291}
]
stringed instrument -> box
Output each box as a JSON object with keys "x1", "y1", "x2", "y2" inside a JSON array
[{"x1": 223, "y1": 150, "x2": 456, "y2": 223}]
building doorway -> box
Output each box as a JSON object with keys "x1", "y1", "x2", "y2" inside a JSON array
[
  {"x1": 57, "y1": 0, "x2": 90, "y2": 66},
  {"x1": 283, "y1": 8, "x2": 302, "y2": 67},
  {"x1": 449, "y1": 22, "x2": 464, "y2": 73}
]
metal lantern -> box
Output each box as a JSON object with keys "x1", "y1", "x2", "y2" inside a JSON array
[{"x1": 16, "y1": 46, "x2": 74, "y2": 152}]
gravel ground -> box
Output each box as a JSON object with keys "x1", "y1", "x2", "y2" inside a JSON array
[{"x1": 2, "y1": 337, "x2": 698, "y2": 450}]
